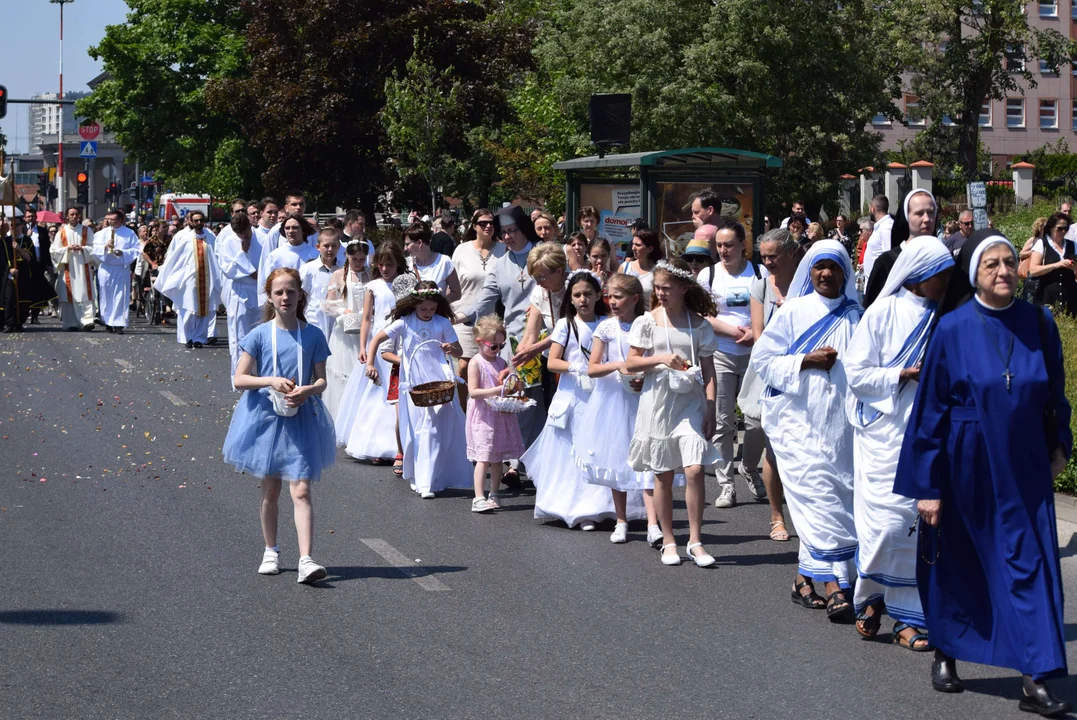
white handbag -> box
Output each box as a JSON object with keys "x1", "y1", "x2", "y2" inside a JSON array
[
  {"x1": 342, "y1": 312, "x2": 362, "y2": 334},
  {"x1": 662, "y1": 310, "x2": 702, "y2": 395},
  {"x1": 268, "y1": 325, "x2": 302, "y2": 418}
]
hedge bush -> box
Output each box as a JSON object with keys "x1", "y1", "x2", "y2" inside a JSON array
[{"x1": 1053, "y1": 311, "x2": 1077, "y2": 494}]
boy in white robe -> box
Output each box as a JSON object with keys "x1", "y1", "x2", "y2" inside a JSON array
[
  {"x1": 300, "y1": 229, "x2": 342, "y2": 343},
  {"x1": 257, "y1": 214, "x2": 319, "y2": 305},
  {"x1": 51, "y1": 207, "x2": 98, "y2": 331},
  {"x1": 92, "y1": 209, "x2": 142, "y2": 333},
  {"x1": 217, "y1": 213, "x2": 263, "y2": 378},
  {"x1": 154, "y1": 223, "x2": 223, "y2": 348},
  {"x1": 752, "y1": 240, "x2": 861, "y2": 621},
  {"x1": 844, "y1": 236, "x2": 953, "y2": 648}
]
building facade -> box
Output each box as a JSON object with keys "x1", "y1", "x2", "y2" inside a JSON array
[
  {"x1": 28, "y1": 91, "x2": 89, "y2": 155},
  {"x1": 874, "y1": 1, "x2": 1077, "y2": 166}
]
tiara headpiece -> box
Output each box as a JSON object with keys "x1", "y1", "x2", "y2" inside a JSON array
[
  {"x1": 654, "y1": 260, "x2": 695, "y2": 281},
  {"x1": 345, "y1": 238, "x2": 366, "y2": 250},
  {"x1": 411, "y1": 287, "x2": 442, "y2": 298},
  {"x1": 566, "y1": 268, "x2": 603, "y2": 285}
]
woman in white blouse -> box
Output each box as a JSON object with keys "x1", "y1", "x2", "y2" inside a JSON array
[
  {"x1": 452, "y1": 208, "x2": 505, "y2": 384},
  {"x1": 404, "y1": 222, "x2": 462, "y2": 302}
]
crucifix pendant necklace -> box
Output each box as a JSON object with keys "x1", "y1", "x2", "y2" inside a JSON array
[{"x1": 976, "y1": 307, "x2": 1015, "y2": 392}]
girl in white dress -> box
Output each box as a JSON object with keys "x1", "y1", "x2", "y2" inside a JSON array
[
  {"x1": 404, "y1": 222, "x2": 462, "y2": 302},
  {"x1": 336, "y1": 242, "x2": 406, "y2": 465},
  {"x1": 627, "y1": 258, "x2": 721, "y2": 567},
  {"x1": 366, "y1": 281, "x2": 472, "y2": 498},
  {"x1": 323, "y1": 239, "x2": 371, "y2": 417},
  {"x1": 576, "y1": 274, "x2": 660, "y2": 544},
  {"x1": 522, "y1": 270, "x2": 618, "y2": 529}
]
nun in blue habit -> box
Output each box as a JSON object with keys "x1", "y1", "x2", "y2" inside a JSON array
[{"x1": 894, "y1": 230, "x2": 1072, "y2": 717}]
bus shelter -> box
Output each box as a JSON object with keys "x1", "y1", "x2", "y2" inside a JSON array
[{"x1": 553, "y1": 147, "x2": 781, "y2": 261}]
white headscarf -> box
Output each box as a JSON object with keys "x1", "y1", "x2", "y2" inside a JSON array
[
  {"x1": 902, "y1": 188, "x2": 937, "y2": 224},
  {"x1": 968, "y1": 235, "x2": 1015, "y2": 287},
  {"x1": 788, "y1": 239, "x2": 859, "y2": 303},
  {"x1": 877, "y1": 235, "x2": 954, "y2": 301}
]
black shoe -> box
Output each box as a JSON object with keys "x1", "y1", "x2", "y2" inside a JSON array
[
  {"x1": 107, "y1": 326, "x2": 114, "y2": 333},
  {"x1": 82, "y1": 324, "x2": 95, "y2": 331},
  {"x1": 206, "y1": 337, "x2": 218, "y2": 346},
  {"x1": 115, "y1": 327, "x2": 124, "y2": 335},
  {"x1": 185, "y1": 340, "x2": 194, "y2": 349},
  {"x1": 193, "y1": 342, "x2": 203, "y2": 349},
  {"x1": 931, "y1": 651, "x2": 964, "y2": 693},
  {"x1": 1020, "y1": 681, "x2": 1071, "y2": 717}
]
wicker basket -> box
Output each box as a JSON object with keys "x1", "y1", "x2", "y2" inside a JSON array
[{"x1": 409, "y1": 380, "x2": 457, "y2": 407}]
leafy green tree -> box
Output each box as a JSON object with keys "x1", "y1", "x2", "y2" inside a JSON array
[
  {"x1": 77, "y1": 0, "x2": 261, "y2": 197},
  {"x1": 898, "y1": 0, "x2": 1077, "y2": 180},
  {"x1": 536, "y1": 0, "x2": 901, "y2": 215},
  {"x1": 381, "y1": 41, "x2": 461, "y2": 216}
]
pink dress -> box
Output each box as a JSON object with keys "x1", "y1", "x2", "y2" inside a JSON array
[{"x1": 466, "y1": 355, "x2": 525, "y2": 462}]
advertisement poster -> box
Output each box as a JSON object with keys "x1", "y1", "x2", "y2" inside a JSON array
[
  {"x1": 579, "y1": 183, "x2": 640, "y2": 263},
  {"x1": 655, "y1": 182, "x2": 755, "y2": 257}
]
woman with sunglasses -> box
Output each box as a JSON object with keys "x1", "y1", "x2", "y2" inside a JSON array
[
  {"x1": 618, "y1": 228, "x2": 663, "y2": 309},
  {"x1": 452, "y1": 209, "x2": 505, "y2": 399},
  {"x1": 1027, "y1": 212, "x2": 1077, "y2": 315}
]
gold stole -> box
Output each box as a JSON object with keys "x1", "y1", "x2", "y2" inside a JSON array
[{"x1": 195, "y1": 238, "x2": 208, "y2": 316}]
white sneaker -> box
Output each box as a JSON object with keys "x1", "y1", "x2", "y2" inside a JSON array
[
  {"x1": 646, "y1": 525, "x2": 663, "y2": 548},
  {"x1": 714, "y1": 484, "x2": 736, "y2": 508},
  {"x1": 420, "y1": 491, "x2": 435, "y2": 499},
  {"x1": 580, "y1": 521, "x2": 596, "y2": 531},
  {"x1": 297, "y1": 556, "x2": 327, "y2": 584},
  {"x1": 740, "y1": 462, "x2": 767, "y2": 500},
  {"x1": 257, "y1": 549, "x2": 280, "y2": 575},
  {"x1": 610, "y1": 522, "x2": 628, "y2": 544}
]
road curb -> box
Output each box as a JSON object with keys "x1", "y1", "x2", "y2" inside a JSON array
[{"x1": 1056, "y1": 493, "x2": 1077, "y2": 549}]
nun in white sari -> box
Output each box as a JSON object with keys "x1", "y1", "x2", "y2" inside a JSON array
[
  {"x1": 844, "y1": 236, "x2": 954, "y2": 649},
  {"x1": 752, "y1": 240, "x2": 861, "y2": 620}
]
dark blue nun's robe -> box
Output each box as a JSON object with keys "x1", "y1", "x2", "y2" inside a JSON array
[{"x1": 894, "y1": 299, "x2": 1071, "y2": 680}]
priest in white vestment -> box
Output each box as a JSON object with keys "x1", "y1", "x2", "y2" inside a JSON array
[
  {"x1": 92, "y1": 209, "x2": 142, "y2": 333},
  {"x1": 844, "y1": 236, "x2": 954, "y2": 648},
  {"x1": 217, "y1": 213, "x2": 263, "y2": 378},
  {"x1": 752, "y1": 240, "x2": 862, "y2": 620},
  {"x1": 51, "y1": 208, "x2": 99, "y2": 330},
  {"x1": 154, "y1": 228, "x2": 222, "y2": 348}
]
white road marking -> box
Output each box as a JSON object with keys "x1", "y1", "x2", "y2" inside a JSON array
[
  {"x1": 114, "y1": 359, "x2": 133, "y2": 370},
  {"x1": 85, "y1": 339, "x2": 101, "y2": 346},
  {"x1": 159, "y1": 390, "x2": 188, "y2": 406},
  {"x1": 360, "y1": 538, "x2": 450, "y2": 592}
]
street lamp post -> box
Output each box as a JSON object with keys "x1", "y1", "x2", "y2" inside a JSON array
[{"x1": 51, "y1": 0, "x2": 75, "y2": 214}]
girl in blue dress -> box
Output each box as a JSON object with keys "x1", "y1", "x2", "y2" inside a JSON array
[{"x1": 223, "y1": 267, "x2": 336, "y2": 584}]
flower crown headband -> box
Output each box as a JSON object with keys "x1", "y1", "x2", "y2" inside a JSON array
[
  {"x1": 411, "y1": 287, "x2": 442, "y2": 298},
  {"x1": 654, "y1": 259, "x2": 695, "y2": 282},
  {"x1": 566, "y1": 268, "x2": 603, "y2": 285},
  {"x1": 344, "y1": 238, "x2": 366, "y2": 250}
]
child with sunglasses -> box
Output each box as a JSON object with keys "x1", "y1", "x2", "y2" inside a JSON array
[{"x1": 465, "y1": 315, "x2": 525, "y2": 512}]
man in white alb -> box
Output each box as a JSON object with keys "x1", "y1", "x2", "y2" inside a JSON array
[
  {"x1": 51, "y1": 206, "x2": 98, "y2": 331},
  {"x1": 91, "y1": 209, "x2": 142, "y2": 333},
  {"x1": 154, "y1": 210, "x2": 223, "y2": 348},
  {"x1": 218, "y1": 212, "x2": 263, "y2": 378}
]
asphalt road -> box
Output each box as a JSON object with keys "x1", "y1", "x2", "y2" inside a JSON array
[{"x1": 2, "y1": 313, "x2": 1076, "y2": 720}]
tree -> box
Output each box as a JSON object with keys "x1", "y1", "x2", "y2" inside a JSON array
[
  {"x1": 77, "y1": 0, "x2": 262, "y2": 197},
  {"x1": 208, "y1": 0, "x2": 533, "y2": 217},
  {"x1": 898, "y1": 0, "x2": 1077, "y2": 180},
  {"x1": 381, "y1": 40, "x2": 461, "y2": 215},
  {"x1": 536, "y1": 0, "x2": 902, "y2": 215}
]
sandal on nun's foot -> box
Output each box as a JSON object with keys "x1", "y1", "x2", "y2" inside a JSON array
[
  {"x1": 826, "y1": 589, "x2": 854, "y2": 623},
  {"x1": 791, "y1": 576, "x2": 826, "y2": 609},
  {"x1": 892, "y1": 622, "x2": 932, "y2": 652},
  {"x1": 855, "y1": 600, "x2": 884, "y2": 640}
]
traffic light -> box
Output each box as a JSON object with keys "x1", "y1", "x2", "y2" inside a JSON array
[
  {"x1": 106, "y1": 181, "x2": 118, "y2": 206},
  {"x1": 76, "y1": 172, "x2": 89, "y2": 204},
  {"x1": 37, "y1": 174, "x2": 48, "y2": 197},
  {"x1": 0, "y1": 86, "x2": 6, "y2": 120}
]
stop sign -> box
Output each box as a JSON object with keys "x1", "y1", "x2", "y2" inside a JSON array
[{"x1": 78, "y1": 122, "x2": 101, "y2": 140}]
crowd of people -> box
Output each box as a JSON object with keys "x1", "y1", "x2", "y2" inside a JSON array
[{"x1": 1, "y1": 187, "x2": 1072, "y2": 717}]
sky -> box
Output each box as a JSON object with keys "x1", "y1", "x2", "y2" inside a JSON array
[{"x1": 2, "y1": 0, "x2": 131, "y2": 154}]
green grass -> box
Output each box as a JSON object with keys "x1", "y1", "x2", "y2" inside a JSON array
[{"x1": 1053, "y1": 311, "x2": 1077, "y2": 494}]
